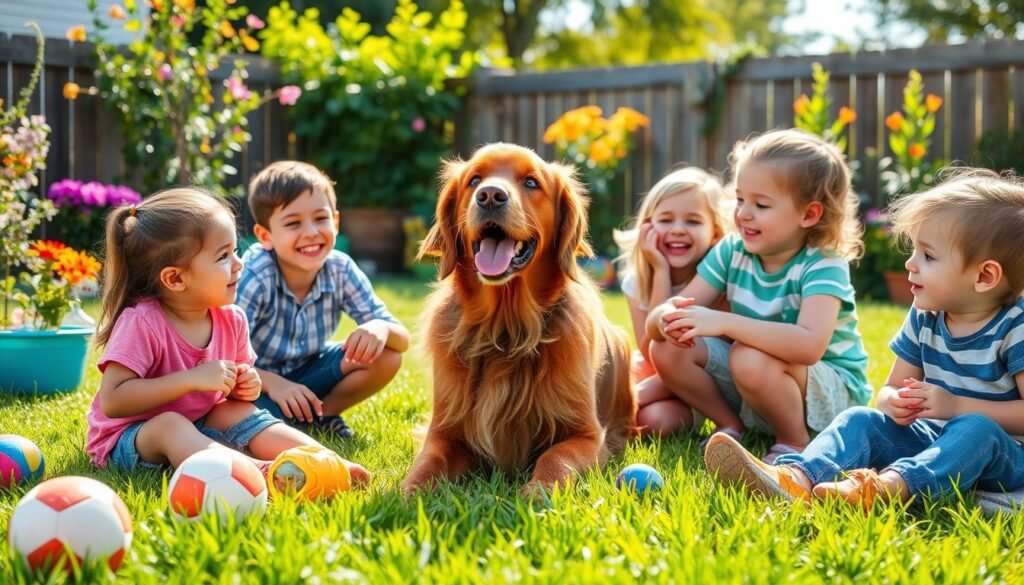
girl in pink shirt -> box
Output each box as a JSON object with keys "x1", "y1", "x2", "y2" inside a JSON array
[{"x1": 86, "y1": 187, "x2": 369, "y2": 484}]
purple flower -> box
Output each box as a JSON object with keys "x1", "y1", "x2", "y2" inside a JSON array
[
  {"x1": 228, "y1": 77, "x2": 251, "y2": 101},
  {"x1": 246, "y1": 14, "x2": 265, "y2": 30},
  {"x1": 80, "y1": 181, "x2": 107, "y2": 207},
  {"x1": 411, "y1": 117, "x2": 426, "y2": 133},
  {"x1": 105, "y1": 185, "x2": 141, "y2": 206},
  {"x1": 157, "y1": 63, "x2": 173, "y2": 82},
  {"x1": 47, "y1": 179, "x2": 83, "y2": 207},
  {"x1": 278, "y1": 85, "x2": 302, "y2": 106}
]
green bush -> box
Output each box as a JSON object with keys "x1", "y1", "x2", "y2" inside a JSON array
[
  {"x1": 261, "y1": 0, "x2": 480, "y2": 210},
  {"x1": 976, "y1": 127, "x2": 1024, "y2": 176}
]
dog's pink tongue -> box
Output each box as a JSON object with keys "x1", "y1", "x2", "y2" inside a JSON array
[{"x1": 475, "y1": 238, "x2": 516, "y2": 276}]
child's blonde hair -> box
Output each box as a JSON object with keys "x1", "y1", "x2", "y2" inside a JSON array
[
  {"x1": 97, "y1": 187, "x2": 234, "y2": 347},
  {"x1": 614, "y1": 167, "x2": 733, "y2": 306},
  {"x1": 890, "y1": 168, "x2": 1024, "y2": 304},
  {"x1": 729, "y1": 128, "x2": 863, "y2": 260}
]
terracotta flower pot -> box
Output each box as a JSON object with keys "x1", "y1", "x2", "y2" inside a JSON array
[{"x1": 883, "y1": 270, "x2": 914, "y2": 306}]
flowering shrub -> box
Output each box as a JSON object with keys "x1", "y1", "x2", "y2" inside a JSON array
[
  {"x1": 793, "y1": 63, "x2": 856, "y2": 153},
  {"x1": 9, "y1": 241, "x2": 102, "y2": 330},
  {"x1": 1, "y1": 23, "x2": 60, "y2": 329},
  {"x1": 47, "y1": 180, "x2": 142, "y2": 253},
  {"x1": 543, "y1": 105, "x2": 650, "y2": 255},
  {"x1": 261, "y1": 0, "x2": 480, "y2": 210},
  {"x1": 69, "y1": 0, "x2": 302, "y2": 194},
  {"x1": 880, "y1": 70, "x2": 944, "y2": 199}
]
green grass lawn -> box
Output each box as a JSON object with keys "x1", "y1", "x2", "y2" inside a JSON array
[{"x1": 2, "y1": 278, "x2": 1023, "y2": 583}]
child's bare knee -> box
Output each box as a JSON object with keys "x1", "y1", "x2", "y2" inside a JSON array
[
  {"x1": 145, "y1": 411, "x2": 192, "y2": 433},
  {"x1": 729, "y1": 343, "x2": 780, "y2": 387},
  {"x1": 376, "y1": 348, "x2": 402, "y2": 377}
]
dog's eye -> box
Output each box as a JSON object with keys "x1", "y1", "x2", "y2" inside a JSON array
[
  {"x1": 523, "y1": 177, "x2": 540, "y2": 190},
  {"x1": 469, "y1": 176, "x2": 482, "y2": 187}
]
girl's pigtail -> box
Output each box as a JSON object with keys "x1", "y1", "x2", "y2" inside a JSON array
[{"x1": 96, "y1": 205, "x2": 136, "y2": 347}]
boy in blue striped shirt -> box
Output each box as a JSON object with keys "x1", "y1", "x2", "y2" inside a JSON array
[
  {"x1": 237, "y1": 161, "x2": 409, "y2": 438},
  {"x1": 706, "y1": 169, "x2": 1024, "y2": 508}
]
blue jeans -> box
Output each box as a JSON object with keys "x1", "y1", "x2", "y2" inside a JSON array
[
  {"x1": 253, "y1": 343, "x2": 347, "y2": 422},
  {"x1": 776, "y1": 406, "x2": 1024, "y2": 497}
]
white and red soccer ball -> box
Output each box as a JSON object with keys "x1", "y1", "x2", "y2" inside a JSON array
[
  {"x1": 7, "y1": 476, "x2": 132, "y2": 573},
  {"x1": 167, "y1": 449, "x2": 267, "y2": 523}
]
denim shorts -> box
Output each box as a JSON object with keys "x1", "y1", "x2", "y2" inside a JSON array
[
  {"x1": 108, "y1": 407, "x2": 281, "y2": 471},
  {"x1": 253, "y1": 343, "x2": 347, "y2": 421},
  {"x1": 703, "y1": 336, "x2": 857, "y2": 434}
]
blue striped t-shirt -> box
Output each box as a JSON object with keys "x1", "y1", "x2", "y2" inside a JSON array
[
  {"x1": 236, "y1": 243, "x2": 397, "y2": 375},
  {"x1": 890, "y1": 300, "x2": 1024, "y2": 423}
]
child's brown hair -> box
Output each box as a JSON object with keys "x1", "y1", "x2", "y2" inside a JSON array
[
  {"x1": 247, "y1": 161, "x2": 336, "y2": 229},
  {"x1": 97, "y1": 187, "x2": 233, "y2": 346},
  {"x1": 890, "y1": 168, "x2": 1024, "y2": 304},
  {"x1": 729, "y1": 128, "x2": 863, "y2": 260}
]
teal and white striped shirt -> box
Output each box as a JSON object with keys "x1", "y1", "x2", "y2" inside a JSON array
[{"x1": 697, "y1": 233, "x2": 871, "y2": 404}]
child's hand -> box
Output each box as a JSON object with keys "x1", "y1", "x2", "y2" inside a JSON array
[
  {"x1": 191, "y1": 360, "x2": 237, "y2": 393},
  {"x1": 877, "y1": 386, "x2": 923, "y2": 425},
  {"x1": 638, "y1": 221, "x2": 669, "y2": 272},
  {"x1": 898, "y1": 378, "x2": 959, "y2": 420},
  {"x1": 658, "y1": 297, "x2": 696, "y2": 349},
  {"x1": 343, "y1": 459, "x2": 372, "y2": 487},
  {"x1": 665, "y1": 305, "x2": 731, "y2": 343},
  {"x1": 231, "y1": 363, "x2": 261, "y2": 401},
  {"x1": 343, "y1": 321, "x2": 389, "y2": 366},
  {"x1": 267, "y1": 382, "x2": 323, "y2": 423}
]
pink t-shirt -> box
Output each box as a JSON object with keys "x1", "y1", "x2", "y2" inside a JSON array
[{"x1": 85, "y1": 299, "x2": 257, "y2": 467}]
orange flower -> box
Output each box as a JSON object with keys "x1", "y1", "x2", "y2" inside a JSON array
[
  {"x1": 925, "y1": 94, "x2": 943, "y2": 113},
  {"x1": 55, "y1": 249, "x2": 102, "y2": 286},
  {"x1": 838, "y1": 106, "x2": 857, "y2": 124},
  {"x1": 908, "y1": 143, "x2": 926, "y2": 160},
  {"x1": 63, "y1": 82, "x2": 81, "y2": 100},
  {"x1": 542, "y1": 120, "x2": 563, "y2": 144},
  {"x1": 219, "y1": 20, "x2": 236, "y2": 38},
  {"x1": 885, "y1": 112, "x2": 905, "y2": 133},
  {"x1": 174, "y1": 0, "x2": 195, "y2": 9},
  {"x1": 109, "y1": 5, "x2": 126, "y2": 20},
  {"x1": 589, "y1": 136, "x2": 614, "y2": 165},
  {"x1": 149, "y1": 0, "x2": 164, "y2": 10},
  {"x1": 609, "y1": 107, "x2": 650, "y2": 132},
  {"x1": 793, "y1": 95, "x2": 810, "y2": 117},
  {"x1": 29, "y1": 241, "x2": 69, "y2": 262},
  {"x1": 66, "y1": 25, "x2": 86, "y2": 42},
  {"x1": 200, "y1": 136, "x2": 212, "y2": 154},
  {"x1": 239, "y1": 29, "x2": 260, "y2": 52}
]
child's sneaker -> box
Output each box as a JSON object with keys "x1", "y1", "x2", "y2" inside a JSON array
[
  {"x1": 703, "y1": 430, "x2": 811, "y2": 503},
  {"x1": 267, "y1": 445, "x2": 351, "y2": 500},
  {"x1": 311, "y1": 415, "x2": 355, "y2": 439},
  {"x1": 812, "y1": 468, "x2": 887, "y2": 510}
]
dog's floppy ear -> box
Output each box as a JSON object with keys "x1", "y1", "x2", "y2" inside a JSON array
[
  {"x1": 552, "y1": 161, "x2": 594, "y2": 278},
  {"x1": 419, "y1": 158, "x2": 467, "y2": 279}
]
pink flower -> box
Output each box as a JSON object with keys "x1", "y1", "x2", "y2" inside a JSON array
[
  {"x1": 228, "y1": 76, "x2": 251, "y2": 101},
  {"x1": 411, "y1": 117, "x2": 426, "y2": 133},
  {"x1": 246, "y1": 14, "x2": 265, "y2": 30},
  {"x1": 157, "y1": 63, "x2": 173, "y2": 81},
  {"x1": 278, "y1": 85, "x2": 302, "y2": 106},
  {"x1": 170, "y1": 15, "x2": 185, "y2": 27}
]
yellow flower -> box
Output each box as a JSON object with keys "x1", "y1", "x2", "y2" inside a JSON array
[
  {"x1": 908, "y1": 143, "x2": 926, "y2": 160},
  {"x1": 200, "y1": 136, "x2": 211, "y2": 154},
  {"x1": 838, "y1": 106, "x2": 857, "y2": 124},
  {"x1": 609, "y1": 107, "x2": 649, "y2": 132},
  {"x1": 174, "y1": 0, "x2": 195, "y2": 9},
  {"x1": 55, "y1": 249, "x2": 102, "y2": 286},
  {"x1": 542, "y1": 120, "x2": 563, "y2": 144},
  {"x1": 793, "y1": 95, "x2": 810, "y2": 117},
  {"x1": 109, "y1": 5, "x2": 126, "y2": 20},
  {"x1": 589, "y1": 136, "x2": 614, "y2": 165},
  {"x1": 66, "y1": 25, "x2": 86, "y2": 42},
  {"x1": 63, "y1": 82, "x2": 81, "y2": 100},
  {"x1": 219, "y1": 20, "x2": 236, "y2": 38},
  {"x1": 925, "y1": 94, "x2": 943, "y2": 113},
  {"x1": 885, "y1": 112, "x2": 905, "y2": 133},
  {"x1": 239, "y1": 29, "x2": 260, "y2": 52}
]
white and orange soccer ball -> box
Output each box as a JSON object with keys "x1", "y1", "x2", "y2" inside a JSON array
[
  {"x1": 167, "y1": 449, "x2": 267, "y2": 524},
  {"x1": 7, "y1": 476, "x2": 132, "y2": 573}
]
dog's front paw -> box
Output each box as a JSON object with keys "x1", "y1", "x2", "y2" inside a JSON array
[{"x1": 519, "y1": 480, "x2": 552, "y2": 504}]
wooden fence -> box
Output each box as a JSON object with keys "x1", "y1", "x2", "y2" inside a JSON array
[
  {"x1": 0, "y1": 32, "x2": 292, "y2": 202},
  {"x1": 456, "y1": 40, "x2": 1024, "y2": 214},
  {"x1": 5, "y1": 33, "x2": 1024, "y2": 218}
]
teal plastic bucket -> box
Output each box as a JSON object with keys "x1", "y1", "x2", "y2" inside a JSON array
[{"x1": 0, "y1": 326, "x2": 93, "y2": 395}]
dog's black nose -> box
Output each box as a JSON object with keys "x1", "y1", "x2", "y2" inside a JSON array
[{"x1": 475, "y1": 185, "x2": 508, "y2": 209}]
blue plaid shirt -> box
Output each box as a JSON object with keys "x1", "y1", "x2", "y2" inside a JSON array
[{"x1": 236, "y1": 243, "x2": 397, "y2": 375}]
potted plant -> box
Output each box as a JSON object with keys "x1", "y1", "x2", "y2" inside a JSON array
[
  {"x1": 543, "y1": 105, "x2": 650, "y2": 262},
  {"x1": 859, "y1": 209, "x2": 912, "y2": 305},
  {"x1": 261, "y1": 0, "x2": 480, "y2": 273},
  {"x1": 0, "y1": 24, "x2": 102, "y2": 395}
]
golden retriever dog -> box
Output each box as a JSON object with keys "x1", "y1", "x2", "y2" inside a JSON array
[{"x1": 401, "y1": 143, "x2": 636, "y2": 497}]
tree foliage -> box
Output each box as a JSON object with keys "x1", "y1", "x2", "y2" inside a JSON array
[{"x1": 870, "y1": 0, "x2": 1024, "y2": 43}]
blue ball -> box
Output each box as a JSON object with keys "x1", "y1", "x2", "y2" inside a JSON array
[{"x1": 616, "y1": 463, "x2": 663, "y2": 494}]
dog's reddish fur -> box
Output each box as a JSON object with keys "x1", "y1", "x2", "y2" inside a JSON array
[{"x1": 401, "y1": 143, "x2": 636, "y2": 496}]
